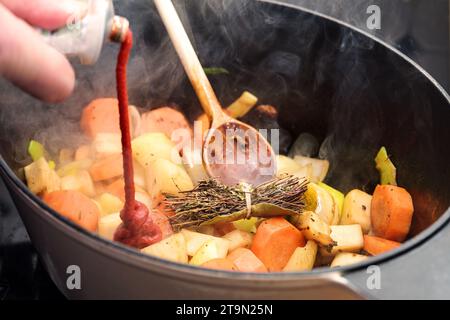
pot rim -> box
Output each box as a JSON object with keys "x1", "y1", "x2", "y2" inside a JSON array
[{"x1": 1, "y1": 0, "x2": 449, "y2": 282}]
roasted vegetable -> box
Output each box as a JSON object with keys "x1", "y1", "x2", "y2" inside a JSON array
[
  {"x1": 330, "y1": 252, "x2": 368, "y2": 267},
  {"x1": 320, "y1": 224, "x2": 364, "y2": 256},
  {"x1": 283, "y1": 240, "x2": 318, "y2": 272},
  {"x1": 340, "y1": 189, "x2": 372, "y2": 234},
  {"x1": 375, "y1": 146, "x2": 397, "y2": 186},
  {"x1": 24, "y1": 157, "x2": 60, "y2": 194},
  {"x1": 142, "y1": 233, "x2": 188, "y2": 263},
  {"x1": 371, "y1": 185, "x2": 413, "y2": 242},
  {"x1": 291, "y1": 211, "x2": 334, "y2": 247},
  {"x1": 251, "y1": 217, "x2": 305, "y2": 271}
]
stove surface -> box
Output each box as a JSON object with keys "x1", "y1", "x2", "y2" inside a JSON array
[{"x1": 0, "y1": 0, "x2": 448, "y2": 300}]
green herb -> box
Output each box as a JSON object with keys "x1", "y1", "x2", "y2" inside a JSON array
[
  {"x1": 165, "y1": 175, "x2": 308, "y2": 231},
  {"x1": 203, "y1": 67, "x2": 230, "y2": 75}
]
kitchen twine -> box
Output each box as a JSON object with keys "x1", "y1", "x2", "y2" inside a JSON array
[{"x1": 240, "y1": 182, "x2": 253, "y2": 219}]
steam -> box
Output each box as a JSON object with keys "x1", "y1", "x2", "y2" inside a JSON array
[{"x1": 0, "y1": 0, "x2": 444, "y2": 210}]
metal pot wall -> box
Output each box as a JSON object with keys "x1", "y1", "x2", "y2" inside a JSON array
[{"x1": 0, "y1": 0, "x2": 449, "y2": 299}]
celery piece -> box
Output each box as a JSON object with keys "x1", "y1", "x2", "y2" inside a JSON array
[
  {"x1": 375, "y1": 147, "x2": 397, "y2": 186},
  {"x1": 48, "y1": 160, "x2": 56, "y2": 170},
  {"x1": 27, "y1": 140, "x2": 45, "y2": 161}
]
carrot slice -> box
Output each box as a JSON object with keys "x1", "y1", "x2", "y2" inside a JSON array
[
  {"x1": 105, "y1": 178, "x2": 147, "y2": 201},
  {"x1": 363, "y1": 235, "x2": 401, "y2": 256},
  {"x1": 371, "y1": 185, "x2": 414, "y2": 242},
  {"x1": 251, "y1": 217, "x2": 306, "y2": 271},
  {"x1": 89, "y1": 154, "x2": 123, "y2": 182},
  {"x1": 43, "y1": 190, "x2": 99, "y2": 232},
  {"x1": 81, "y1": 98, "x2": 121, "y2": 139},
  {"x1": 201, "y1": 258, "x2": 238, "y2": 271},
  {"x1": 141, "y1": 107, "x2": 192, "y2": 140},
  {"x1": 227, "y1": 248, "x2": 267, "y2": 272}
]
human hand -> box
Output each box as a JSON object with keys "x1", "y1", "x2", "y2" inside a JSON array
[{"x1": 0, "y1": 0, "x2": 83, "y2": 102}]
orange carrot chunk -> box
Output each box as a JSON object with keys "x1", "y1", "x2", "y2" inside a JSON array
[
  {"x1": 363, "y1": 235, "x2": 401, "y2": 256},
  {"x1": 227, "y1": 248, "x2": 268, "y2": 272},
  {"x1": 141, "y1": 107, "x2": 192, "y2": 139},
  {"x1": 251, "y1": 217, "x2": 305, "y2": 271},
  {"x1": 371, "y1": 185, "x2": 414, "y2": 242},
  {"x1": 81, "y1": 98, "x2": 121, "y2": 139},
  {"x1": 89, "y1": 154, "x2": 123, "y2": 182},
  {"x1": 43, "y1": 190, "x2": 99, "y2": 232},
  {"x1": 201, "y1": 258, "x2": 238, "y2": 271}
]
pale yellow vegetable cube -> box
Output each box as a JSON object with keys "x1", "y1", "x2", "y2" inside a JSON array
[
  {"x1": 330, "y1": 252, "x2": 368, "y2": 267},
  {"x1": 24, "y1": 157, "x2": 60, "y2": 194},
  {"x1": 222, "y1": 230, "x2": 253, "y2": 251},
  {"x1": 190, "y1": 239, "x2": 226, "y2": 266},
  {"x1": 321, "y1": 224, "x2": 364, "y2": 256},
  {"x1": 283, "y1": 240, "x2": 318, "y2": 272},
  {"x1": 142, "y1": 233, "x2": 188, "y2": 263},
  {"x1": 132, "y1": 132, "x2": 182, "y2": 168},
  {"x1": 133, "y1": 160, "x2": 147, "y2": 190},
  {"x1": 151, "y1": 158, "x2": 194, "y2": 195},
  {"x1": 292, "y1": 211, "x2": 333, "y2": 246},
  {"x1": 293, "y1": 156, "x2": 329, "y2": 182},
  {"x1": 98, "y1": 193, "x2": 124, "y2": 216},
  {"x1": 98, "y1": 212, "x2": 122, "y2": 241},
  {"x1": 60, "y1": 170, "x2": 95, "y2": 197},
  {"x1": 181, "y1": 229, "x2": 230, "y2": 257},
  {"x1": 93, "y1": 133, "x2": 122, "y2": 158},
  {"x1": 340, "y1": 189, "x2": 372, "y2": 234},
  {"x1": 135, "y1": 191, "x2": 152, "y2": 210},
  {"x1": 276, "y1": 155, "x2": 303, "y2": 176}
]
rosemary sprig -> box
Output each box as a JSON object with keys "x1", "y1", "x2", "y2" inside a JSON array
[{"x1": 164, "y1": 175, "x2": 308, "y2": 230}]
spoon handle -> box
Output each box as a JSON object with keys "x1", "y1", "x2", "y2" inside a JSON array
[{"x1": 154, "y1": 0, "x2": 224, "y2": 120}]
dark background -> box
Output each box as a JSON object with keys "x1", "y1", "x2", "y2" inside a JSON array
[{"x1": 0, "y1": 0, "x2": 449, "y2": 300}]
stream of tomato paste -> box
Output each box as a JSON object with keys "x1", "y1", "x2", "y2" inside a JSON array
[{"x1": 113, "y1": 30, "x2": 162, "y2": 248}]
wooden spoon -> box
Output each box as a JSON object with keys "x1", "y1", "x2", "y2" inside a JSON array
[{"x1": 154, "y1": 0, "x2": 276, "y2": 186}]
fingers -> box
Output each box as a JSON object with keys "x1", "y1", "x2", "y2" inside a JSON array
[
  {"x1": 0, "y1": 4, "x2": 75, "y2": 103},
  {"x1": 0, "y1": 0, "x2": 85, "y2": 30}
]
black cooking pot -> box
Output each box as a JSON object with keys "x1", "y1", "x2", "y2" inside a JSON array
[{"x1": 0, "y1": 0, "x2": 449, "y2": 299}]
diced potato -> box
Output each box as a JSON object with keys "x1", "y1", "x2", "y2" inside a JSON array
[
  {"x1": 93, "y1": 133, "x2": 122, "y2": 158},
  {"x1": 57, "y1": 159, "x2": 92, "y2": 177},
  {"x1": 222, "y1": 230, "x2": 253, "y2": 251},
  {"x1": 330, "y1": 252, "x2": 368, "y2": 267},
  {"x1": 283, "y1": 240, "x2": 318, "y2": 272},
  {"x1": 150, "y1": 158, "x2": 194, "y2": 195},
  {"x1": 60, "y1": 170, "x2": 95, "y2": 197},
  {"x1": 293, "y1": 156, "x2": 329, "y2": 182},
  {"x1": 142, "y1": 233, "x2": 188, "y2": 263},
  {"x1": 190, "y1": 239, "x2": 228, "y2": 266},
  {"x1": 304, "y1": 183, "x2": 338, "y2": 225},
  {"x1": 181, "y1": 229, "x2": 230, "y2": 257},
  {"x1": 233, "y1": 217, "x2": 259, "y2": 234},
  {"x1": 291, "y1": 211, "x2": 333, "y2": 246},
  {"x1": 292, "y1": 164, "x2": 313, "y2": 181},
  {"x1": 98, "y1": 212, "x2": 122, "y2": 240},
  {"x1": 340, "y1": 189, "x2": 372, "y2": 234},
  {"x1": 276, "y1": 155, "x2": 303, "y2": 176},
  {"x1": 132, "y1": 132, "x2": 182, "y2": 168},
  {"x1": 135, "y1": 191, "x2": 152, "y2": 209},
  {"x1": 24, "y1": 157, "x2": 60, "y2": 194},
  {"x1": 98, "y1": 193, "x2": 124, "y2": 216},
  {"x1": 133, "y1": 160, "x2": 147, "y2": 190},
  {"x1": 321, "y1": 224, "x2": 364, "y2": 256}
]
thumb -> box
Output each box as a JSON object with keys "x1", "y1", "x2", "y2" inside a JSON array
[
  {"x1": 0, "y1": 3, "x2": 75, "y2": 103},
  {"x1": 0, "y1": 0, "x2": 86, "y2": 30}
]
